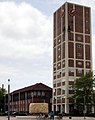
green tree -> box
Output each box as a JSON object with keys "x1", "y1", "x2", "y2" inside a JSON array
[
  {"x1": 0, "y1": 87, "x2": 7, "y2": 111},
  {"x1": 73, "y1": 72, "x2": 95, "y2": 113}
]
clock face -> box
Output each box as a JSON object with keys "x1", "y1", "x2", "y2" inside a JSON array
[
  {"x1": 60, "y1": 9, "x2": 64, "y2": 17},
  {"x1": 69, "y1": 9, "x2": 76, "y2": 16}
]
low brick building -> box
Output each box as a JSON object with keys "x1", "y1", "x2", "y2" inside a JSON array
[{"x1": 4, "y1": 83, "x2": 52, "y2": 113}]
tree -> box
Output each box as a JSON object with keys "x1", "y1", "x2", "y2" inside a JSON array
[
  {"x1": 0, "y1": 87, "x2": 7, "y2": 112},
  {"x1": 72, "y1": 72, "x2": 95, "y2": 114}
]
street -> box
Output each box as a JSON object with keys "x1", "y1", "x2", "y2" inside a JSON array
[{"x1": 0, "y1": 116, "x2": 95, "y2": 120}]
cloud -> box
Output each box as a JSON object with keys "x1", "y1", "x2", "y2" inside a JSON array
[
  {"x1": 0, "y1": 0, "x2": 95, "y2": 91},
  {"x1": 0, "y1": 1, "x2": 53, "y2": 91}
]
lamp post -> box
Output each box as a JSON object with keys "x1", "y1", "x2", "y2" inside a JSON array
[
  {"x1": 4, "y1": 95, "x2": 6, "y2": 112},
  {"x1": 84, "y1": 95, "x2": 86, "y2": 119},
  {"x1": 84, "y1": 89, "x2": 86, "y2": 120},
  {"x1": 8, "y1": 79, "x2": 10, "y2": 120}
]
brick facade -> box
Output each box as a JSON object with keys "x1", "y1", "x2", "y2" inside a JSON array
[{"x1": 4, "y1": 83, "x2": 52, "y2": 113}]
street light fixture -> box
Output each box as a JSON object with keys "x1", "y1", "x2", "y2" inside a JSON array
[{"x1": 8, "y1": 79, "x2": 10, "y2": 120}]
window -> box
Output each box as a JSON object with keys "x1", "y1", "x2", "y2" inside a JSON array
[
  {"x1": 86, "y1": 20, "x2": 88, "y2": 23},
  {"x1": 77, "y1": 36, "x2": 81, "y2": 41},
  {"x1": 42, "y1": 92, "x2": 45, "y2": 96},
  {"x1": 86, "y1": 11, "x2": 88, "y2": 14},
  {"x1": 54, "y1": 64, "x2": 56, "y2": 71},
  {"x1": 78, "y1": 61, "x2": 82, "y2": 65},
  {"x1": 58, "y1": 55, "x2": 61, "y2": 58},
  {"x1": 63, "y1": 61, "x2": 65, "y2": 65},
  {"x1": 54, "y1": 71, "x2": 56, "y2": 74},
  {"x1": 31, "y1": 92, "x2": 34, "y2": 97},
  {"x1": 86, "y1": 29, "x2": 88, "y2": 31},
  {"x1": 87, "y1": 62, "x2": 90, "y2": 66},
  {"x1": 54, "y1": 64, "x2": 56, "y2": 67},
  {"x1": 77, "y1": 53, "x2": 82, "y2": 57},
  {"x1": 58, "y1": 63, "x2": 60, "y2": 66},
  {"x1": 57, "y1": 88, "x2": 61, "y2": 94},
  {"x1": 77, "y1": 45, "x2": 82, "y2": 48},
  {"x1": 58, "y1": 47, "x2": 61, "y2": 51},
  {"x1": 69, "y1": 68, "x2": 74, "y2": 76},
  {"x1": 58, "y1": 39, "x2": 61, "y2": 42},
  {"x1": 78, "y1": 69, "x2": 82, "y2": 74},
  {"x1": 37, "y1": 91, "x2": 41, "y2": 96},
  {"x1": 68, "y1": 26, "x2": 71, "y2": 32},
  {"x1": 33, "y1": 91, "x2": 36, "y2": 96}
]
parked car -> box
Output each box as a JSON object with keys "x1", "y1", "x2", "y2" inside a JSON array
[{"x1": 12, "y1": 111, "x2": 27, "y2": 116}]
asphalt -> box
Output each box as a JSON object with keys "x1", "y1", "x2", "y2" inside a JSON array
[{"x1": 0, "y1": 116, "x2": 95, "y2": 120}]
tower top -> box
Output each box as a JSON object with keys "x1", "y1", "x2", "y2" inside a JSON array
[{"x1": 54, "y1": 2, "x2": 90, "y2": 13}]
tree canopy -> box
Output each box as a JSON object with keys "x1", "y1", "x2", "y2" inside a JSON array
[
  {"x1": 72, "y1": 72, "x2": 95, "y2": 113},
  {"x1": 0, "y1": 87, "x2": 7, "y2": 111}
]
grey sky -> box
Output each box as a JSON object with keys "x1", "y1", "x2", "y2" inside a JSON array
[{"x1": 0, "y1": 0, "x2": 95, "y2": 92}]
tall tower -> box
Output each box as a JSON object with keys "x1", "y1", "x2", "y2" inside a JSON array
[{"x1": 53, "y1": 2, "x2": 92, "y2": 113}]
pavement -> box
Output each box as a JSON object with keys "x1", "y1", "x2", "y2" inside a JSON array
[{"x1": 0, "y1": 116, "x2": 95, "y2": 120}]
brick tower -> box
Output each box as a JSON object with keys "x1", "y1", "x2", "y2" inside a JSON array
[{"x1": 53, "y1": 2, "x2": 92, "y2": 113}]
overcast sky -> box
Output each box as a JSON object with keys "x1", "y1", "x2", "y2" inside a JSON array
[{"x1": 0, "y1": 0, "x2": 95, "y2": 92}]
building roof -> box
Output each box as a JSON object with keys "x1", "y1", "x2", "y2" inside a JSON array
[{"x1": 12, "y1": 83, "x2": 52, "y2": 94}]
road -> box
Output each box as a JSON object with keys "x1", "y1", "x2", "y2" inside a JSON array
[{"x1": 0, "y1": 116, "x2": 95, "y2": 120}]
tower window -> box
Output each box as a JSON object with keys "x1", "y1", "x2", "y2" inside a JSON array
[
  {"x1": 77, "y1": 53, "x2": 82, "y2": 57},
  {"x1": 78, "y1": 69, "x2": 82, "y2": 74},
  {"x1": 63, "y1": 61, "x2": 65, "y2": 65},
  {"x1": 69, "y1": 69, "x2": 74, "y2": 73},
  {"x1": 86, "y1": 11, "x2": 88, "y2": 14},
  {"x1": 58, "y1": 55, "x2": 61, "y2": 58},
  {"x1": 87, "y1": 62, "x2": 90, "y2": 66},
  {"x1": 86, "y1": 29, "x2": 88, "y2": 31},
  {"x1": 77, "y1": 37, "x2": 81, "y2": 41},
  {"x1": 68, "y1": 26, "x2": 71, "y2": 32},
  {"x1": 86, "y1": 20, "x2": 88, "y2": 23},
  {"x1": 63, "y1": 26, "x2": 65, "y2": 31},
  {"x1": 58, "y1": 47, "x2": 61, "y2": 51},
  {"x1": 58, "y1": 63, "x2": 60, "y2": 66},
  {"x1": 58, "y1": 39, "x2": 61, "y2": 42},
  {"x1": 77, "y1": 61, "x2": 82, "y2": 65},
  {"x1": 77, "y1": 45, "x2": 82, "y2": 48}
]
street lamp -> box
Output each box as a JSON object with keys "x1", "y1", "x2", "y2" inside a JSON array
[
  {"x1": 8, "y1": 79, "x2": 10, "y2": 120},
  {"x1": 4, "y1": 95, "x2": 6, "y2": 112},
  {"x1": 84, "y1": 89, "x2": 86, "y2": 120},
  {"x1": 84, "y1": 95, "x2": 86, "y2": 119}
]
